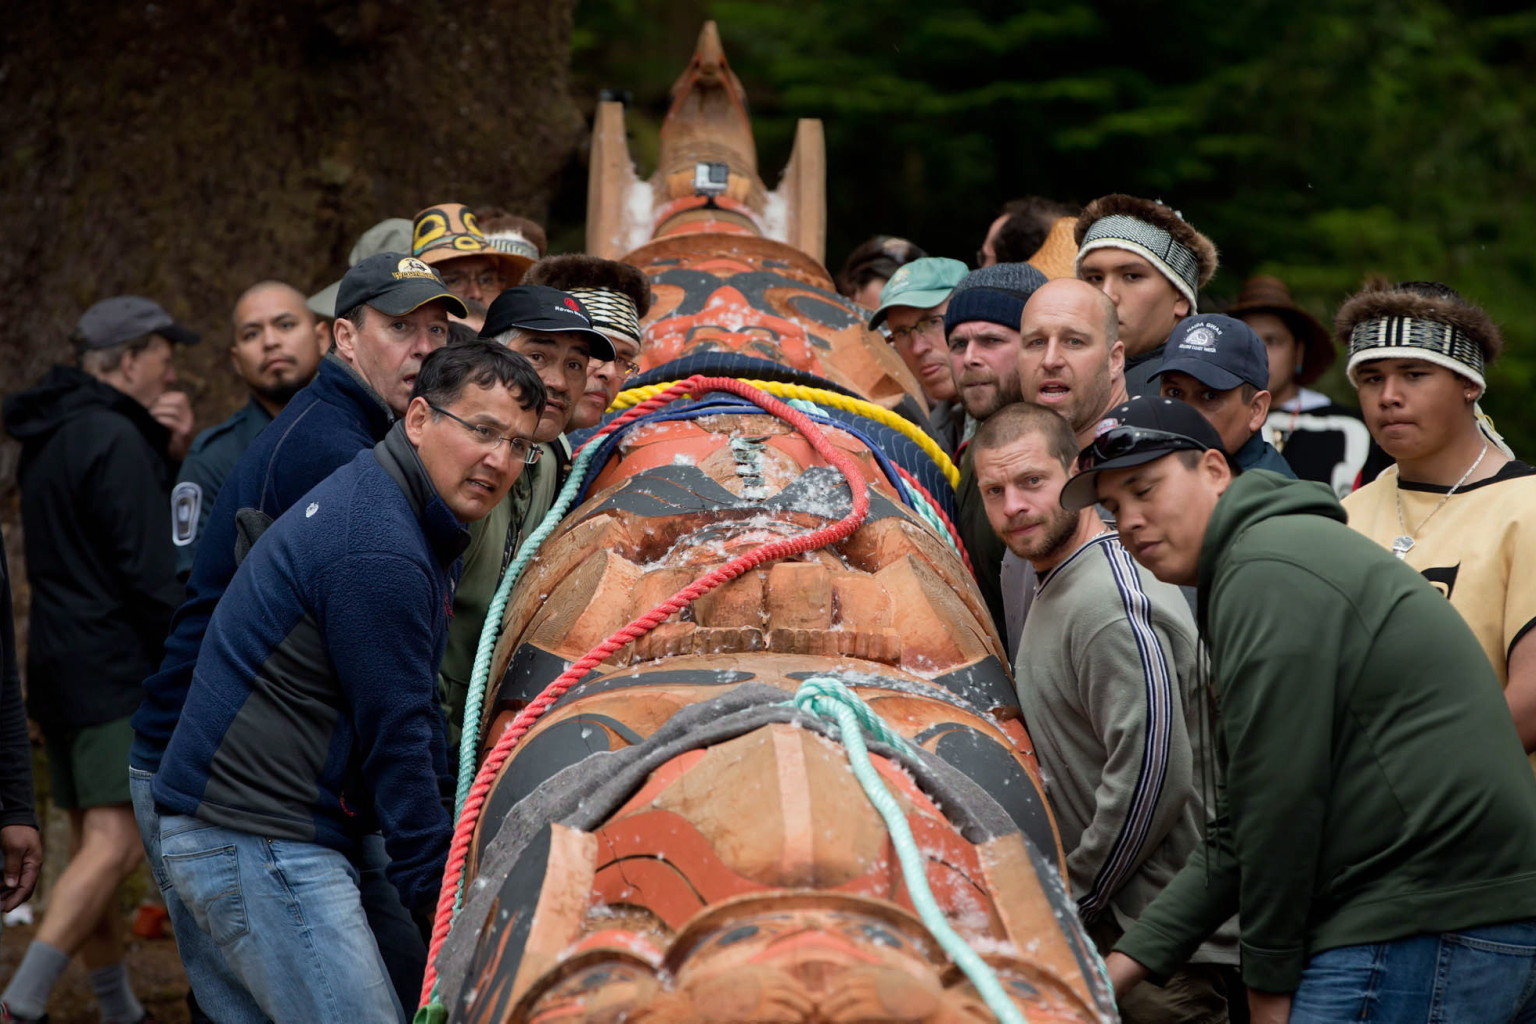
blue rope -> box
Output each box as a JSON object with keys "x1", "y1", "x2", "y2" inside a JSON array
[{"x1": 791, "y1": 676, "x2": 1030, "y2": 1024}]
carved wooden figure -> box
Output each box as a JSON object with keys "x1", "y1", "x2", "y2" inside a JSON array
[{"x1": 435, "y1": 22, "x2": 1116, "y2": 1023}]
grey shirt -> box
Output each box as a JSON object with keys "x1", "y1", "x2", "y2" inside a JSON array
[{"x1": 1014, "y1": 531, "x2": 1235, "y2": 962}]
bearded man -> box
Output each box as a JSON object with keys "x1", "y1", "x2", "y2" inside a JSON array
[{"x1": 973, "y1": 399, "x2": 1240, "y2": 1024}]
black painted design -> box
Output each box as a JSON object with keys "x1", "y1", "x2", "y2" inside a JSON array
[
  {"x1": 916, "y1": 723, "x2": 1058, "y2": 864},
  {"x1": 1422, "y1": 563, "x2": 1460, "y2": 600},
  {"x1": 477, "y1": 714, "x2": 643, "y2": 852},
  {"x1": 451, "y1": 824, "x2": 554, "y2": 1024},
  {"x1": 576, "y1": 463, "x2": 906, "y2": 524}
]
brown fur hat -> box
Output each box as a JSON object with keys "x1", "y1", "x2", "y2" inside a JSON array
[
  {"x1": 1334, "y1": 278, "x2": 1502, "y2": 364},
  {"x1": 1074, "y1": 194, "x2": 1219, "y2": 288},
  {"x1": 522, "y1": 254, "x2": 653, "y2": 317}
]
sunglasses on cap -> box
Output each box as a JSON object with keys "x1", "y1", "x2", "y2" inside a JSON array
[{"x1": 1078, "y1": 426, "x2": 1210, "y2": 473}]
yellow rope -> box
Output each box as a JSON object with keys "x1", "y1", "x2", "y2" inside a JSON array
[{"x1": 610, "y1": 379, "x2": 959, "y2": 487}]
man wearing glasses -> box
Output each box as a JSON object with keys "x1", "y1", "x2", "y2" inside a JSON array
[
  {"x1": 524, "y1": 255, "x2": 655, "y2": 432},
  {"x1": 410, "y1": 202, "x2": 533, "y2": 308},
  {"x1": 154, "y1": 342, "x2": 545, "y2": 1023},
  {"x1": 867, "y1": 257, "x2": 969, "y2": 454},
  {"x1": 132, "y1": 252, "x2": 465, "y2": 1019},
  {"x1": 1061, "y1": 397, "x2": 1536, "y2": 1024},
  {"x1": 437, "y1": 284, "x2": 615, "y2": 749}
]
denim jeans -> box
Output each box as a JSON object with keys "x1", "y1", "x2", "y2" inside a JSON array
[
  {"x1": 1290, "y1": 921, "x2": 1536, "y2": 1023},
  {"x1": 159, "y1": 814, "x2": 405, "y2": 1024},
  {"x1": 129, "y1": 767, "x2": 270, "y2": 1024}
]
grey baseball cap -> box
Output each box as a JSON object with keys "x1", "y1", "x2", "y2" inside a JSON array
[
  {"x1": 308, "y1": 217, "x2": 414, "y2": 319},
  {"x1": 72, "y1": 296, "x2": 199, "y2": 351}
]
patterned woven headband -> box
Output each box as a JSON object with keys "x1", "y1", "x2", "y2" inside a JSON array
[
  {"x1": 486, "y1": 232, "x2": 539, "y2": 261},
  {"x1": 1346, "y1": 316, "x2": 1485, "y2": 385},
  {"x1": 568, "y1": 287, "x2": 642, "y2": 347},
  {"x1": 1078, "y1": 213, "x2": 1201, "y2": 300}
]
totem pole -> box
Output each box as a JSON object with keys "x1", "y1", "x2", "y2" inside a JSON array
[{"x1": 428, "y1": 23, "x2": 1116, "y2": 1024}]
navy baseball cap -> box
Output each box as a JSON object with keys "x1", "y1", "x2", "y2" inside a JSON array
[
  {"x1": 334, "y1": 252, "x2": 468, "y2": 320},
  {"x1": 1151, "y1": 314, "x2": 1269, "y2": 391},
  {"x1": 480, "y1": 285, "x2": 616, "y2": 362},
  {"x1": 73, "y1": 296, "x2": 199, "y2": 351},
  {"x1": 1060, "y1": 396, "x2": 1228, "y2": 510}
]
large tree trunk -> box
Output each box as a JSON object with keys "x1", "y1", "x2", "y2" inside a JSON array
[
  {"x1": 0, "y1": 0, "x2": 584, "y2": 937},
  {"x1": 0, "y1": 0, "x2": 584, "y2": 464}
]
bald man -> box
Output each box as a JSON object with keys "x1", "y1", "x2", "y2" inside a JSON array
[
  {"x1": 1019, "y1": 279, "x2": 1128, "y2": 449},
  {"x1": 1000, "y1": 279, "x2": 1133, "y2": 655},
  {"x1": 171, "y1": 281, "x2": 328, "y2": 577}
]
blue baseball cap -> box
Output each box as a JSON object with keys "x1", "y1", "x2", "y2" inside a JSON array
[{"x1": 1151, "y1": 314, "x2": 1269, "y2": 391}]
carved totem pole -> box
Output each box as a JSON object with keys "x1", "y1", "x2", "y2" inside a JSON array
[{"x1": 432, "y1": 22, "x2": 1116, "y2": 1024}]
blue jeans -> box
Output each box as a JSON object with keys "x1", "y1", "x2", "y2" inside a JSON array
[
  {"x1": 129, "y1": 768, "x2": 270, "y2": 1023},
  {"x1": 1290, "y1": 921, "x2": 1536, "y2": 1023},
  {"x1": 158, "y1": 814, "x2": 405, "y2": 1024}
]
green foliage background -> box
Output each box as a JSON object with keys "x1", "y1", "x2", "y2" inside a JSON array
[{"x1": 565, "y1": 0, "x2": 1536, "y2": 453}]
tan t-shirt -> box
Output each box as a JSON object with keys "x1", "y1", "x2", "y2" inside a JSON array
[{"x1": 1343, "y1": 462, "x2": 1536, "y2": 688}]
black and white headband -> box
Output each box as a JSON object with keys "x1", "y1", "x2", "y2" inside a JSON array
[
  {"x1": 568, "y1": 287, "x2": 642, "y2": 349},
  {"x1": 1076, "y1": 214, "x2": 1201, "y2": 311},
  {"x1": 1345, "y1": 316, "x2": 1485, "y2": 388}
]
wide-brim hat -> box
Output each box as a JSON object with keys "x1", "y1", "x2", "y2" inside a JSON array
[
  {"x1": 1226, "y1": 275, "x2": 1334, "y2": 386},
  {"x1": 412, "y1": 202, "x2": 531, "y2": 281},
  {"x1": 1026, "y1": 216, "x2": 1080, "y2": 280}
]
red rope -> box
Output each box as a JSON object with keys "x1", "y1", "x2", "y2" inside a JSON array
[
  {"x1": 893, "y1": 464, "x2": 974, "y2": 577},
  {"x1": 418, "y1": 375, "x2": 871, "y2": 1006}
]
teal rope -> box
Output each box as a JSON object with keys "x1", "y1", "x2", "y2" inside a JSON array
[
  {"x1": 454, "y1": 440, "x2": 606, "y2": 819},
  {"x1": 792, "y1": 677, "x2": 1030, "y2": 1024}
]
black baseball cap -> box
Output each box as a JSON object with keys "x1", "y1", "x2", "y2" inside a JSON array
[
  {"x1": 1151, "y1": 314, "x2": 1269, "y2": 391},
  {"x1": 334, "y1": 252, "x2": 468, "y2": 320},
  {"x1": 73, "y1": 296, "x2": 200, "y2": 351},
  {"x1": 1060, "y1": 396, "x2": 1228, "y2": 510},
  {"x1": 479, "y1": 285, "x2": 616, "y2": 362}
]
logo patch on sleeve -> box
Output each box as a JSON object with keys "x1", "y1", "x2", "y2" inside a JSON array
[{"x1": 171, "y1": 481, "x2": 202, "y2": 546}]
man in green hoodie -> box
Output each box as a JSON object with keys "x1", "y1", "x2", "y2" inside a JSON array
[{"x1": 1059, "y1": 396, "x2": 1536, "y2": 1024}]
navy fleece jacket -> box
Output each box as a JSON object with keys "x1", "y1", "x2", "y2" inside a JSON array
[
  {"x1": 154, "y1": 424, "x2": 466, "y2": 910},
  {"x1": 132, "y1": 354, "x2": 393, "y2": 771}
]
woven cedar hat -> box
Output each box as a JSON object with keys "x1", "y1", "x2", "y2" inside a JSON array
[
  {"x1": 1226, "y1": 276, "x2": 1335, "y2": 386},
  {"x1": 411, "y1": 202, "x2": 533, "y2": 280}
]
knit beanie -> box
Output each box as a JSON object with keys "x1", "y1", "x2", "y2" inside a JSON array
[{"x1": 943, "y1": 262, "x2": 1048, "y2": 337}]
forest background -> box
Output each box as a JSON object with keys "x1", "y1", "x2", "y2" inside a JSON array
[{"x1": 2, "y1": 0, "x2": 1532, "y2": 477}]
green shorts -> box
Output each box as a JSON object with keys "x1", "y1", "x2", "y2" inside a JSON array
[{"x1": 43, "y1": 714, "x2": 134, "y2": 809}]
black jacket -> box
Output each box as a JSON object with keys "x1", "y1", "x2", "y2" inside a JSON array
[
  {"x1": 3, "y1": 366, "x2": 183, "y2": 729},
  {"x1": 0, "y1": 538, "x2": 36, "y2": 828}
]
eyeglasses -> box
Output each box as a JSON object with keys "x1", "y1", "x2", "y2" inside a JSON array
[
  {"x1": 438, "y1": 269, "x2": 506, "y2": 292},
  {"x1": 428, "y1": 403, "x2": 542, "y2": 464},
  {"x1": 1078, "y1": 426, "x2": 1207, "y2": 473},
  {"x1": 613, "y1": 356, "x2": 642, "y2": 379},
  {"x1": 881, "y1": 314, "x2": 946, "y2": 347}
]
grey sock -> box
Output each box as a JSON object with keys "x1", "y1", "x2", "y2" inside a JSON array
[
  {"x1": 1, "y1": 939, "x2": 70, "y2": 1018},
  {"x1": 89, "y1": 962, "x2": 145, "y2": 1024}
]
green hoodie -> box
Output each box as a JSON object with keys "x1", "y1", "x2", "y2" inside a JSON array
[{"x1": 1115, "y1": 470, "x2": 1536, "y2": 993}]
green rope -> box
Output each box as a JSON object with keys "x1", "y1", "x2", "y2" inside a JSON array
[
  {"x1": 791, "y1": 677, "x2": 1030, "y2": 1024},
  {"x1": 454, "y1": 439, "x2": 606, "y2": 820}
]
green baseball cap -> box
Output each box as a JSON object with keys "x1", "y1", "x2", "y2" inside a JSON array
[{"x1": 868, "y1": 257, "x2": 970, "y2": 330}]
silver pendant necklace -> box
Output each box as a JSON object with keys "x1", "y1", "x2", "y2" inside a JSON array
[{"x1": 1392, "y1": 440, "x2": 1488, "y2": 559}]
